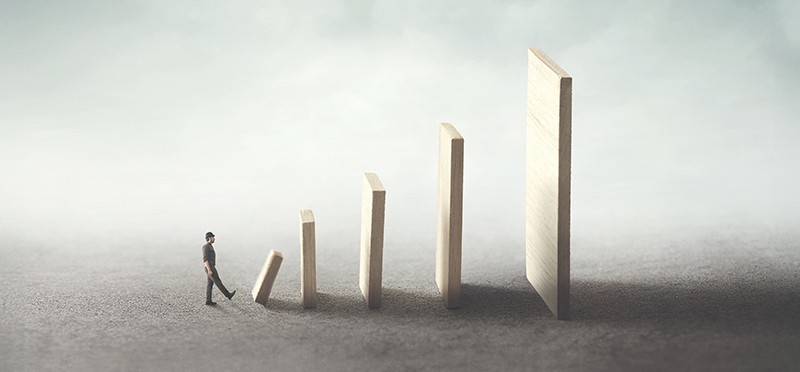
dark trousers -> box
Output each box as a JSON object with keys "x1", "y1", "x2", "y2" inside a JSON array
[{"x1": 206, "y1": 267, "x2": 231, "y2": 301}]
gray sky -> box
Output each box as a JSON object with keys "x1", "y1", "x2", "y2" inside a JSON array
[{"x1": 1, "y1": 0, "x2": 799, "y2": 248}]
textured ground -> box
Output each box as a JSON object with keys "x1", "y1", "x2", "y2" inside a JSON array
[{"x1": 4, "y1": 227, "x2": 800, "y2": 371}]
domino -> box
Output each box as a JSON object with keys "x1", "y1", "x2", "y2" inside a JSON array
[
  {"x1": 436, "y1": 123, "x2": 464, "y2": 309},
  {"x1": 526, "y1": 48, "x2": 572, "y2": 319},
  {"x1": 300, "y1": 209, "x2": 317, "y2": 308},
  {"x1": 252, "y1": 249, "x2": 284, "y2": 306},
  {"x1": 359, "y1": 173, "x2": 386, "y2": 309}
]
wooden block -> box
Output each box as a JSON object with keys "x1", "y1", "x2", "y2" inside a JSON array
[
  {"x1": 359, "y1": 172, "x2": 385, "y2": 309},
  {"x1": 436, "y1": 123, "x2": 464, "y2": 309},
  {"x1": 252, "y1": 249, "x2": 283, "y2": 306},
  {"x1": 526, "y1": 48, "x2": 572, "y2": 320},
  {"x1": 300, "y1": 209, "x2": 317, "y2": 308}
]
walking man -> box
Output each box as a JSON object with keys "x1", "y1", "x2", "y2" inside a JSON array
[{"x1": 203, "y1": 231, "x2": 236, "y2": 305}]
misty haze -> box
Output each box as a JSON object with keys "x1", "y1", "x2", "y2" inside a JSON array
[{"x1": 2, "y1": 1, "x2": 799, "y2": 371}]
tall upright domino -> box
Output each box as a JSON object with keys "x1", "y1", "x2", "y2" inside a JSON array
[
  {"x1": 436, "y1": 123, "x2": 464, "y2": 309},
  {"x1": 359, "y1": 172, "x2": 386, "y2": 309},
  {"x1": 526, "y1": 48, "x2": 572, "y2": 320},
  {"x1": 300, "y1": 209, "x2": 317, "y2": 308},
  {"x1": 252, "y1": 249, "x2": 284, "y2": 306}
]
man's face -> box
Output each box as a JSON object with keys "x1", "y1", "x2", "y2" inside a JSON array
[{"x1": 209, "y1": 236, "x2": 215, "y2": 244}]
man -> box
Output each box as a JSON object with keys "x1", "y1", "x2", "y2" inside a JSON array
[{"x1": 202, "y1": 231, "x2": 236, "y2": 305}]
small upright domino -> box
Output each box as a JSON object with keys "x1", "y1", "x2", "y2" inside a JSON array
[
  {"x1": 300, "y1": 209, "x2": 317, "y2": 308},
  {"x1": 252, "y1": 250, "x2": 283, "y2": 306},
  {"x1": 359, "y1": 173, "x2": 385, "y2": 309},
  {"x1": 436, "y1": 123, "x2": 464, "y2": 309}
]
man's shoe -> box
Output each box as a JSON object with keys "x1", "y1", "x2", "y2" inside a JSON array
[
  {"x1": 206, "y1": 301, "x2": 217, "y2": 306},
  {"x1": 226, "y1": 290, "x2": 237, "y2": 300}
]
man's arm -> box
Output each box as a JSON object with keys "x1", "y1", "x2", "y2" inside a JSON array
[
  {"x1": 204, "y1": 260, "x2": 213, "y2": 275},
  {"x1": 202, "y1": 245, "x2": 213, "y2": 275}
]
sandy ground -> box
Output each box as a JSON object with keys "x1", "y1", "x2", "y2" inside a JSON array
[{"x1": 4, "y1": 227, "x2": 800, "y2": 371}]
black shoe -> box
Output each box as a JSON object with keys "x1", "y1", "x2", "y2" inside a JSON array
[
  {"x1": 206, "y1": 301, "x2": 217, "y2": 306},
  {"x1": 226, "y1": 290, "x2": 236, "y2": 300}
]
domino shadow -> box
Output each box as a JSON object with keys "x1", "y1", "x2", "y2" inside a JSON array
[
  {"x1": 253, "y1": 297, "x2": 297, "y2": 312},
  {"x1": 251, "y1": 284, "x2": 553, "y2": 322},
  {"x1": 289, "y1": 283, "x2": 552, "y2": 322},
  {"x1": 377, "y1": 283, "x2": 554, "y2": 324},
  {"x1": 571, "y1": 278, "x2": 800, "y2": 325},
  {"x1": 254, "y1": 292, "x2": 368, "y2": 316},
  {"x1": 244, "y1": 278, "x2": 800, "y2": 327}
]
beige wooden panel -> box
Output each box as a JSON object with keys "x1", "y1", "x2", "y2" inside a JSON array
[
  {"x1": 252, "y1": 249, "x2": 284, "y2": 306},
  {"x1": 300, "y1": 209, "x2": 317, "y2": 308},
  {"x1": 526, "y1": 48, "x2": 572, "y2": 320},
  {"x1": 359, "y1": 172, "x2": 385, "y2": 309},
  {"x1": 436, "y1": 123, "x2": 464, "y2": 309}
]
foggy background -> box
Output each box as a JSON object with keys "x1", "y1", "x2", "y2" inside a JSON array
[{"x1": 2, "y1": 0, "x2": 799, "y2": 251}]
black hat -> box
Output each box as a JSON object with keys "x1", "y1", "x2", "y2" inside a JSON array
[{"x1": 205, "y1": 231, "x2": 215, "y2": 239}]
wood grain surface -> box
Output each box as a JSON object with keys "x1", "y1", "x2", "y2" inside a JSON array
[
  {"x1": 526, "y1": 48, "x2": 572, "y2": 320},
  {"x1": 252, "y1": 249, "x2": 284, "y2": 306},
  {"x1": 359, "y1": 173, "x2": 386, "y2": 309},
  {"x1": 300, "y1": 209, "x2": 317, "y2": 308},
  {"x1": 436, "y1": 123, "x2": 464, "y2": 309}
]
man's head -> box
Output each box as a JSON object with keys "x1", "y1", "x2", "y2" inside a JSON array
[{"x1": 205, "y1": 231, "x2": 215, "y2": 243}]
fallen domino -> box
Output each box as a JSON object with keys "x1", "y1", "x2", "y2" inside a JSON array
[{"x1": 252, "y1": 249, "x2": 283, "y2": 306}]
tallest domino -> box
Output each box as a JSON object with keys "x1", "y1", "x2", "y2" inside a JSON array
[{"x1": 526, "y1": 48, "x2": 572, "y2": 320}]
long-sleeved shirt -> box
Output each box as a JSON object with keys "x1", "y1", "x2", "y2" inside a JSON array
[{"x1": 202, "y1": 243, "x2": 216, "y2": 267}]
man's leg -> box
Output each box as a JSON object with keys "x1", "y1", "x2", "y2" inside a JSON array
[
  {"x1": 206, "y1": 276, "x2": 214, "y2": 303},
  {"x1": 210, "y1": 271, "x2": 233, "y2": 298}
]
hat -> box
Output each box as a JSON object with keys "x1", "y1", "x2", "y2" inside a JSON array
[{"x1": 205, "y1": 231, "x2": 215, "y2": 239}]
